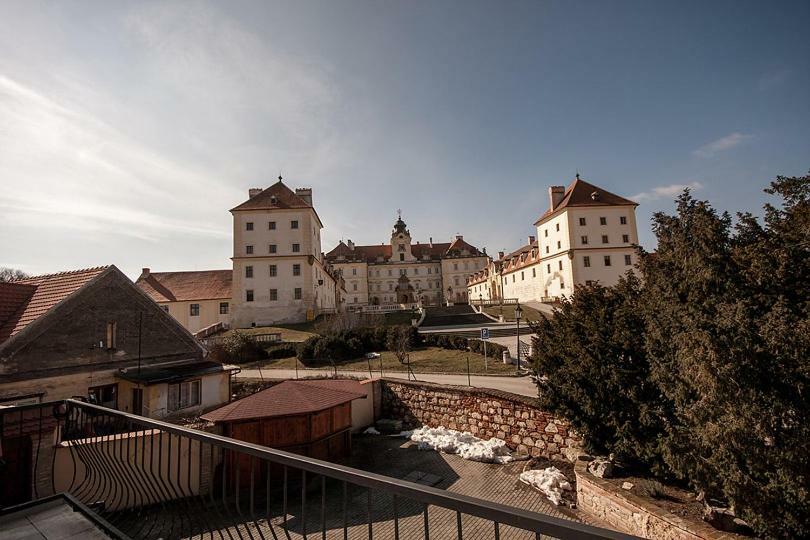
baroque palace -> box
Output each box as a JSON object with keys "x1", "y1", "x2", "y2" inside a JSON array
[{"x1": 137, "y1": 175, "x2": 639, "y2": 331}]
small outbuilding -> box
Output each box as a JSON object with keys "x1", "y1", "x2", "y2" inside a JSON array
[{"x1": 201, "y1": 379, "x2": 367, "y2": 461}]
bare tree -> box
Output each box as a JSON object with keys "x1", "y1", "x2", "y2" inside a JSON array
[{"x1": 0, "y1": 267, "x2": 29, "y2": 282}]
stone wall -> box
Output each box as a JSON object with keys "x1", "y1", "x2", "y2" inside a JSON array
[
  {"x1": 380, "y1": 379, "x2": 582, "y2": 459},
  {"x1": 574, "y1": 461, "x2": 744, "y2": 540}
]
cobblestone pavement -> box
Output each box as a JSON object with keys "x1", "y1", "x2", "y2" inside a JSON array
[{"x1": 179, "y1": 436, "x2": 596, "y2": 540}]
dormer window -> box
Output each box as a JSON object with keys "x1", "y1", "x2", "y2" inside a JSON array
[
  {"x1": 398, "y1": 244, "x2": 405, "y2": 252},
  {"x1": 270, "y1": 195, "x2": 278, "y2": 204}
]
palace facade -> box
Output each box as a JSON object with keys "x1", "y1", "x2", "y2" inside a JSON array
[{"x1": 325, "y1": 215, "x2": 489, "y2": 306}]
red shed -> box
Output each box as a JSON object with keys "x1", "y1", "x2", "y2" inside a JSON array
[{"x1": 202, "y1": 379, "x2": 366, "y2": 461}]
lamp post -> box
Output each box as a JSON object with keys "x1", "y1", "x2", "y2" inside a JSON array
[
  {"x1": 514, "y1": 303, "x2": 523, "y2": 374},
  {"x1": 479, "y1": 293, "x2": 483, "y2": 312},
  {"x1": 447, "y1": 286, "x2": 452, "y2": 306}
]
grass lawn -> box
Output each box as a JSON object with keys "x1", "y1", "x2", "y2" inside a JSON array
[
  {"x1": 483, "y1": 304, "x2": 547, "y2": 323},
  {"x1": 224, "y1": 325, "x2": 316, "y2": 342},
  {"x1": 245, "y1": 346, "x2": 517, "y2": 375}
]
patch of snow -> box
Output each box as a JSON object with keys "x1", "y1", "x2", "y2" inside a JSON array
[
  {"x1": 363, "y1": 427, "x2": 381, "y2": 435},
  {"x1": 519, "y1": 467, "x2": 572, "y2": 505},
  {"x1": 407, "y1": 426, "x2": 513, "y2": 464}
]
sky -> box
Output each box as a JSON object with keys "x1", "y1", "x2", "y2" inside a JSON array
[{"x1": 1, "y1": 0, "x2": 808, "y2": 279}]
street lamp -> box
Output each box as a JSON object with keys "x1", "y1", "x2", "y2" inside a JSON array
[
  {"x1": 479, "y1": 293, "x2": 483, "y2": 312},
  {"x1": 514, "y1": 303, "x2": 523, "y2": 373}
]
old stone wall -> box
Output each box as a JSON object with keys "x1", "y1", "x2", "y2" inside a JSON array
[
  {"x1": 380, "y1": 379, "x2": 582, "y2": 459},
  {"x1": 574, "y1": 461, "x2": 743, "y2": 540}
]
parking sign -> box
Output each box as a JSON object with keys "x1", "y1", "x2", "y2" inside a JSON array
[{"x1": 480, "y1": 328, "x2": 490, "y2": 340}]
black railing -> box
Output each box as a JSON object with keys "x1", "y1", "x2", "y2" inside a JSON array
[{"x1": 0, "y1": 400, "x2": 640, "y2": 540}]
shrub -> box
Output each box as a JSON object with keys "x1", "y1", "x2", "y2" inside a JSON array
[
  {"x1": 264, "y1": 344, "x2": 297, "y2": 359},
  {"x1": 208, "y1": 331, "x2": 267, "y2": 363}
]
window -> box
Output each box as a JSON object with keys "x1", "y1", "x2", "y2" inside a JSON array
[
  {"x1": 584, "y1": 256, "x2": 591, "y2": 267},
  {"x1": 269, "y1": 289, "x2": 278, "y2": 301},
  {"x1": 219, "y1": 302, "x2": 229, "y2": 314},
  {"x1": 290, "y1": 243, "x2": 300, "y2": 253},
  {"x1": 246, "y1": 290, "x2": 254, "y2": 302},
  {"x1": 352, "y1": 268, "x2": 357, "y2": 275},
  {"x1": 620, "y1": 216, "x2": 627, "y2": 225},
  {"x1": 414, "y1": 268, "x2": 419, "y2": 275},
  {"x1": 388, "y1": 269, "x2": 392, "y2": 276},
  {"x1": 581, "y1": 235, "x2": 588, "y2": 245},
  {"x1": 190, "y1": 304, "x2": 200, "y2": 316},
  {"x1": 106, "y1": 322, "x2": 117, "y2": 349},
  {"x1": 269, "y1": 221, "x2": 276, "y2": 230},
  {"x1": 293, "y1": 264, "x2": 301, "y2": 276},
  {"x1": 521, "y1": 271, "x2": 525, "y2": 281},
  {"x1": 625, "y1": 254, "x2": 632, "y2": 266},
  {"x1": 602, "y1": 235, "x2": 609, "y2": 244},
  {"x1": 544, "y1": 229, "x2": 548, "y2": 237},
  {"x1": 558, "y1": 260, "x2": 563, "y2": 270},
  {"x1": 246, "y1": 222, "x2": 254, "y2": 231},
  {"x1": 168, "y1": 380, "x2": 201, "y2": 412},
  {"x1": 294, "y1": 288, "x2": 302, "y2": 300},
  {"x1": 352, "y1": 283, "x2": 358, "y2": 291},
  {"x1": 600, "y1": 217, "x2": 607, "y2": 225},
  {"x1": 269, "y1": 264, "x2": 277, "y2": 277},
  {"x1": 532, "y1": 268, "x2": 536, "y2": 278},
  {"x1": 88, "y1": 384, "x2": 118, "y2": 409},
  {"x1": 622, "y1": 234, "x2": 629, "y2": 243},
  {"x1": 545, "y1": 246, "x2": 549, "y2": 254},
  {"x1": 399, "y1": 253, "x2": 404, "y2": 261},
  {"x1": 246, "y1": 245, "x2": 254, "y2": 254},
  {"x1": 269, "y1": 244, "x2": 277, "y2": 254},
  {"x1": 557, "y1": 240, "x2": 561, "y2": 249},
  {"x1": 427, "y1": 268, "x2": 432, "y2": 274},
  {"x1": 353, "y1": 297, "x2": 358, "y2": 303},
  {"x1": 579, "y1": 217, "x2": 586, "y2": 226},
  {"x1": 512, "y1": 275, "x2": 515, "y2": 283},
  {"x1": 604, "y1": 255, "x2": 612, "y2": 266},
  {"x1": 547, "y1": 264, "x2": 551, "y2": 273},
  {"x1": 245, "y1": 265, "x2": 253, "y2": 278},
  {"x1": 453, "y1": 263, "x2": 458, "y2": 271},
  {"x1": 555, "y1": 223, "x2": 560, "y2": 232},
  {"x1": 388, "y1": 283, "x2": 393, "y2": 291},
  {"x1": 454, "y1": 277, "x2": 460, "y2": 286},
  {"x1": 290, "y1": 220, "x2": 299, "y2": 229}
]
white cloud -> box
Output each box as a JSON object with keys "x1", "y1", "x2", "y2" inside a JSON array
[
  {"x1": 632, "y1": 181, "x2": 703, "y2": 203},
  {"x1": 692, "y1": 132, "x2": 751, "y2": 158}
]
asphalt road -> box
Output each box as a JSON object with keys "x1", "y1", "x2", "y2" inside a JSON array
[{"x1": 236, "y1": 367, "x2": 538, "y2": 397}]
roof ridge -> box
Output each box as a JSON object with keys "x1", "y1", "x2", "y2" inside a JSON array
[
  {"x1": 147, "y1": 269, "x2": 232, "y2": 275},
  {"x1": 13, "y1": 266, "x2": 109, "y2": 283}
]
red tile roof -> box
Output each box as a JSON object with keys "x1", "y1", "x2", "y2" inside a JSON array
[
  {"x1": 534, "y1": 177, "x2": 638, "y2": 224},
  {"x1": 201, "y1": 379, "x2": 366, "y2": 423},
  {"x1": 230, "y1": 180, "x2": 312, "y2": 212},
  {"x1": 136, "y1": 269, "x2": 232, "y2": 303},
  {"x1": 0, "y1": 267, "x2": 108, "y2": 343},
  {"x1": 325, "y1": 238, "x2": 483, "y2": 263}
]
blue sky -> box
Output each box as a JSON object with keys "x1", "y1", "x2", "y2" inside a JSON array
[{"x1": 1, "y1": 1, "x2": 808, "y2": 278}]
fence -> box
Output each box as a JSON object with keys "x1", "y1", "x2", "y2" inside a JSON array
[
  {"x1": 200, "y1": 332, "x2": 283, "y2": 348},
  {"x1": 0, "y1": 400, "x2": 640, "y2": 540}
]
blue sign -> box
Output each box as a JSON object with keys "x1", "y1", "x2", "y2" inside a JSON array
[{"x1": 480, "y1": 328, "x2": 490, "y2": 340}]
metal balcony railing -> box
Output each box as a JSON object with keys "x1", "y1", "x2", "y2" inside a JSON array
[{"x1": 0, "y1": 400, "x2": 640, "y2": 540}]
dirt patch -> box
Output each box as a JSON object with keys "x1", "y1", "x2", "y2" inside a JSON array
[{"x1": 604, "y1": 475, "x2": 706, "y2": 522}]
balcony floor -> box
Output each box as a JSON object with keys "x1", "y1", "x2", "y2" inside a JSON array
[{"x1": 1, "y1": 496, "x2": 117, "y2": 540}]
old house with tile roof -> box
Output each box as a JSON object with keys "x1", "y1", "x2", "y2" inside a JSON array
[
  {"x1": 468, "y1": 176, "x2": 639, "y2": 303},
  {"x1": 136, "y1": 268, "x2": 232, "y2": 334},
  {"x1": 325, "y1": 213, "x2": 490, "y2": 306},
  {"x1": 0, "y1": 266, "x2": 234, "y2": 418}
]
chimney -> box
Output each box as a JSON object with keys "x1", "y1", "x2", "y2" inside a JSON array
[
  {"x1": 295, "y1": 188, "x2": 313, "y2": 206},
  {"x1": 248, "y1": 188, "x2": 263, "y2": 198},
  {"x1": 528, "y1": 235, "x2": 536, "y2": 244},
  {"x1": 498, "y1": 251, "x2": 505, "y2": 260},
  {"x1": 429, "y1": 237, "x2": 433, "y2": 247},
  {"x1": 456, "y1": 234, "x2": 463, "y2": 241},
  {"x1": 347, "y1": 239, "x2": 355, "y2": 250},
  {"x1": 548, "y1": 185, "x2": 565, "y2": 210},
  {"x1": 138, "y1": 267, "x2": 150, "y2": 280}
]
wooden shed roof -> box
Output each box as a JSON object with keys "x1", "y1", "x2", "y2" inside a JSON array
[{"x1": 201, "y1": 379, "x2": 366, "y2": 423}]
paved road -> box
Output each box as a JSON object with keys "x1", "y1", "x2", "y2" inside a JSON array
[{"x1": 236, "y1": 367, "x2": 538, "y2": 397}]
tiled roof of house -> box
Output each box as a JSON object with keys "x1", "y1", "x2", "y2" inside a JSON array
[
  {"x1": 325, "y1": 238, "x2": 482, "y2": 263},
  {"x1": 201, "y1": 379, "x2": 366, "y2": 423},
  {"x1": 534, "y1": 177, "x2": 638, "y2": 224},
  {"x1": 499, "y1": 241, "x2": 542, "y2": 276},
  {"x1": 0, "y1": 267, "x2": 109, "y2": 343},
  {"x1": 136, "y1": 269, "x2": 232, "y2": 303},
  {"x1": 230, "y1": 180, "x2": 312, "y2": 212}
]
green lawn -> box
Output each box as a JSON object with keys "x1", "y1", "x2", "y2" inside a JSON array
[
  {"x1": 224, "y1": 325, "x2": 316, "y2": 342},
  {"x1": 245, "y1": 346, "x2": 517, "y2": 375},
  {"x1": 483, "y1": 304, "x2": 547, "y2": 323}
]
